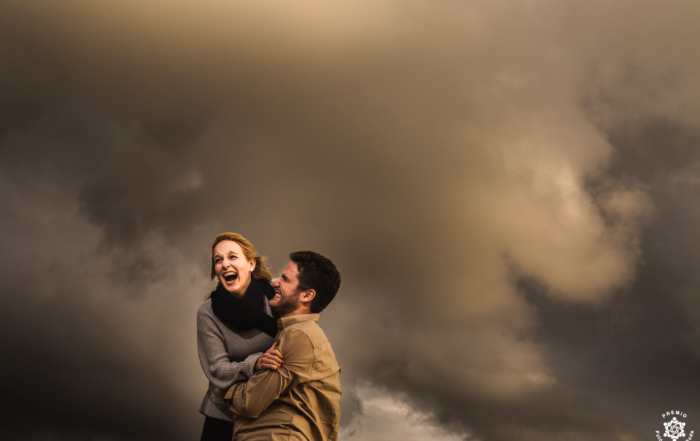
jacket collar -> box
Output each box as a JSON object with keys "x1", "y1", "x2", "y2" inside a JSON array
[{"x1": 278, "y1": 313, "x2": 320, "y2": 331}]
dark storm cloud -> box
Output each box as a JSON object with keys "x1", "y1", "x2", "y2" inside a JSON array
[{"x1": 3, "y1": 1, "x2": 700, "y2": 440}]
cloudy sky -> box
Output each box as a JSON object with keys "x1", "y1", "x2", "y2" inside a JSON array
[{"x1": 2, "y1": 1, "x2": 700, "y2": 440}]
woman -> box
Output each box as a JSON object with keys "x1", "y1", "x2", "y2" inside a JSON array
[{"x1": 197, "y1": 233, "x2": 282, "y2": 441}]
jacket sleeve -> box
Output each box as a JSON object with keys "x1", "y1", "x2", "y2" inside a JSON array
[
  {"x1": 224, "y1": 329, "x2": 313, "y2": 418},
  {"x1": 197, "y1": 307, "x2": 263, "y2": 389}
]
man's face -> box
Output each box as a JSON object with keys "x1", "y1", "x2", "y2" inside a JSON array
[{"x1": 270, "y1": 262, "x2": 303, "y2": 317}]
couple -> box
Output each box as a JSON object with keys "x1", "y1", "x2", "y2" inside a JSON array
[{"x1": 197, "y1": 233, "x2": 342, "y2": 441}]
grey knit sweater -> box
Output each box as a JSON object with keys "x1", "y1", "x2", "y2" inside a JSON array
[{"x1": 197, "y1": 297, "x2": 276, "y2": 421}]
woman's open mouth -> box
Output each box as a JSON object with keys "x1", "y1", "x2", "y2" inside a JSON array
[{"x1": 223, "y1": 273, "x2": 238, "y2": 283}]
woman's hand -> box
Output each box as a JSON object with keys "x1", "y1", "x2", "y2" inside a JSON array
[{"x1": 255, "y1": 342, "x2": 284, "y2": 371}]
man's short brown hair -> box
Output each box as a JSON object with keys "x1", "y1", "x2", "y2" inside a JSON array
[{"x1": 289, "y1": 251, "x2": 341, "y2": 313}]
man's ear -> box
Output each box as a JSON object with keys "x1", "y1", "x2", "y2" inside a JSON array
[{"x1": 301, "y1": 289, "x2": 316, "y2": 304}]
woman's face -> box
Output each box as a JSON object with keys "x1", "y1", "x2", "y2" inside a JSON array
[{"x1": 213, "y1": 240, "x2": 256, "y2": 298}]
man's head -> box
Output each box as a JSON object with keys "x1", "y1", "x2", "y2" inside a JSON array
[{"x1": 270, "y1": 251, "x2": 341, "y2": 317}]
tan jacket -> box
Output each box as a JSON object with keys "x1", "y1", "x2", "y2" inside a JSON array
[{"x1": 225, "y1": 314, "x2": 341, "y2": 441}]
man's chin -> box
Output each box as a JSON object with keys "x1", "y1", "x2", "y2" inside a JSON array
[{"x1": 271, "y1": 301, "x2": 299, "y2": 318}]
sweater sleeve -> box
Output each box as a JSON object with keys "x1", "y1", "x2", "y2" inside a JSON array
[{"x1": 197, "y1": 307, "x2": 263, "y2": 389}]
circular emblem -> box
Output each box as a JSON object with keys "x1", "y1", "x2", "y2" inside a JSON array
[{"x1": 657, "y1": 411, "x2": 694, "y2": 441}]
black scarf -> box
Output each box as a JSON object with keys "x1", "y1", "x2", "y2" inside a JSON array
[{"x1": 210, "y1": 277, "x2": 279, "y2": 337}]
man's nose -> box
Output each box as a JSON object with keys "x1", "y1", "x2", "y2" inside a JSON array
[{"x1": 272, "y1": 279, "x2": 280, "y2": 287}]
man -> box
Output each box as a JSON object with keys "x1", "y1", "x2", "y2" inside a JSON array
[{"x1": 224, "y1": 251, "x2": 342, "y2": 441}]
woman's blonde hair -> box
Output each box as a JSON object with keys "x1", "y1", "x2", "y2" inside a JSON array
[{"x1": 210, "y1": 232, "x2": 272, "y2": 282}]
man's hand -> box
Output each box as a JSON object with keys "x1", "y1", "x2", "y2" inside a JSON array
[{"x1": 255, "y1": 342, "x2": 284, "y2": 371}]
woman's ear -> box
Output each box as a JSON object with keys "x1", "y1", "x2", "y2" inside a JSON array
[{"x1": 249, "y1": 259, "x2": 256, "y2": 272}]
